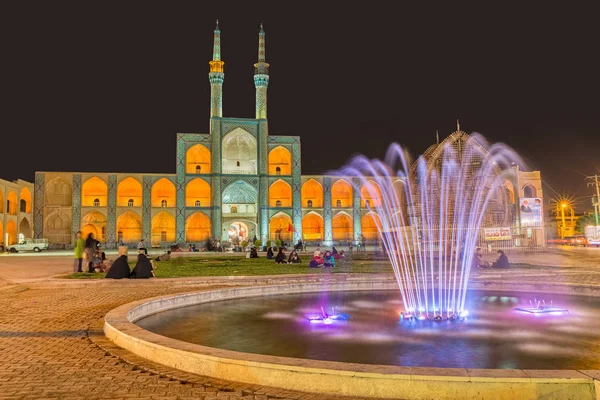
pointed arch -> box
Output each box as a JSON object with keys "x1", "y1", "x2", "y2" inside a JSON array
[
  {"x1": 152, "y1": 211, "x2": 176, "y2": 244},
  {"x1": 81, "y1": 212, "x2": 107, "y2": 242},
  {"x1": 504, "y1": 179, "x2": 515, "y2": 204},
  {"x1": 82, "y1": 176, "x2": 108, "y2": 207},
  {"x1": 6, "y1": 220, "x2": 17, "y2": 245},
  {"x1": 301, "y1": 179, "x2": 323, "y2": 208},
  {"x1": 6, "y1": 191, "x2": 17, "y2": 215},
  {"x1": 44, "y1": 210, "x2": 71, "y2": 243},
  {"x1": 0, "y1": 190, "x2": 3, "y2": 213},
  {"x1": 523, "y1": 184, "x2": 536, "y2": 198},
  {"x1": 19, "y1": 187, "x2": 32, "y2": 213},
  {"x1": 186, "y1": 178, "x2": 212, "y2": 207},
  {"x1": 0, "y1": 221, "x2": 3, "y2": 245},
  {"x1": 186, "y1": 212, "x2": 211, "y2": 242},
  {"x1": 360, "y1": 181, "x2": 382, "y2": 208},
  {"x1": 152, "y1": 178, "x2": 176, "y2": 207},
  {"x1": 332, "y1": 212, "x2": 353, "y2": 242},
  {"x1": 268, "y1": 146, "x2": 292, "y2": 175},
  {"x1": 302, "y1": 212, "x2": 323, "y2": 241},
  {"x1": 116, "y1": 211, "x2": 142, "y2": 242},
  {"x1": 361, "y1": 212, "x2": 381, "y2": 241},
  {"x1": 186, "y1": 144, "x2": 211, "y2": 174},
  {"x1": 331, "y1": 179, "x2": 352, "y2": 208},
  {"x1": 269, "y1": 180, "x2": 292, "y2": 207},
  {"x1": 45, "y1": 177, "x2": 72, "y2": 206},
  {"x1": 222, "y1": 128, "x2": 257, "y2": 174},
  {"x1": 269, "y1": 211, "x2": 293, "y2": 242},
  {"x1": 117, "y1": 177, "x2": 142, "y2": 207},
  {"x1": 19, "y1": 217, "x2": 32, "y2": 238}
]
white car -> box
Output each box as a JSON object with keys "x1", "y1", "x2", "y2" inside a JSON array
[{"x1": 7, "y1": 238, "x2": 49, "y2": 253}]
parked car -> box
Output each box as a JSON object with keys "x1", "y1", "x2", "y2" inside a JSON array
[
  {"x1": 565, "y1": 235, "x2": 589, "y2": 247},
  {"x1": 7, "y1": 238, "x2": 49, "y2": 253}
]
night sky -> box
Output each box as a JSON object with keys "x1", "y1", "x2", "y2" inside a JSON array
[{"x1": 3, "y1": 2, "x2": 599, "y2": 210}]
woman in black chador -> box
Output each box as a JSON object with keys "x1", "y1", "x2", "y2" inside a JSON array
[
  {"x1": 105, "y1": 254, "x2": 130, "y2": 279},
  {"x1": 130, "y1": 253, "x2": 155, "y2": 278}
]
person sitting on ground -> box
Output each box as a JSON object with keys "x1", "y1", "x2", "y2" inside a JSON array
[
  {"x1": 287, "y1": 250, "x2": 301, "y2": 264},
  {"x1": 266, "y1": 246, "x2": 275, "y2": 259},
  {"x1": 309, "y1": 251, "x2": 324, "y2": 268},
  {"x1": 339, "y1": 250, "x2": 346, "y2": 259},
  {"x1": 155, "y1": 250, "x2": 171, "y2": 262},
  {"x1": 313, "y1": 248, "x2": 322, "y2": 258},
  {"x1": 473, "y1": 247, "x2": 486, "y2": 269},
  {"x1": 105, "y1": 247, "x2": 130, "y2": 279},
  {"x1": 490, "y1": 250, "x2": 510, "y2": 269},
  {"x1": 130, "y1": 252, "x2": 156, "y2": 278},
  {"x1": 249, "y1": 246, "x2": 259, "y2": 258},
  {"x1": 332, "y1": 246, "x2": 338, "y2": 255},
  {"x1": 323, "y1": 250, "x2": 335, "y2": 268},
  {"x1": 275, "y1": 247, "x2": 287, "y2": 264}
]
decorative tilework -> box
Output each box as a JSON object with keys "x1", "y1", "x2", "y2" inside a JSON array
[
  {"x1": 211, "y1": 119, "x2": 222, "y2": 174},
  {"x1": 33, "y1": 173, "x2": 44, "y2": 239},
  {"x1": 352, "y1": 177, "x2": 362, "y2": 244},
  {"x1": 268, "y1": 135, "x2": 300, "y2": 144},
  {"x1": 221, "y1": 120, "x2": 258, "y2": 138},
  {"x1": 211, "y1": 177, "x2": 221, "y2": 239},
  {"x1": 107, "y1": 175, "x2": 117, "y2": 247},
  {"x1": 291, "y1": 142, "x2": 302, "y2": 242},
  {"x1": 258, "y1": 120, "x2": 269, "y2": 175},
  {"x1": 142, "y1": 176, "x2": 152, "y2": 244},
  {"x1": 176, "y1": 138, "x2": 186, "y2": 242},
  {"x1": 71, "y1": 175, "x2": 82, "y2": 244},
  {"x1": 323, "y1": 177, "x2": 333, "y2": 245}
]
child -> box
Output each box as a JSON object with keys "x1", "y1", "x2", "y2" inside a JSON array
[{"x1": 323, "y1": 250, "x2": 335, "y2": 268}]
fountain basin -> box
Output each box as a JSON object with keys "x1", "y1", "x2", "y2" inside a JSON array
[{"x1": 104, "y1": 279, "x2": 600, "y2": 399}]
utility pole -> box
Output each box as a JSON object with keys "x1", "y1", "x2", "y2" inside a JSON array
[{"x1": 586, "y1": 175, "x2": 600, "y2": 227}]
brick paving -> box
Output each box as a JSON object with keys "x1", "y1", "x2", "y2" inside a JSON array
[{"x1": 0, "y1": 247, "x2": 599, "y2": 400}]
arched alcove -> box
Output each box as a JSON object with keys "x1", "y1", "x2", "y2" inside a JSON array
[
  {"x1": 152, "y1": 178, "x2": 176, "y2": 208},
  {"x1": 186, "y1": 144, "x2": 211, "y2": 174},
  {"x1": 19, "y1": 218, "x2": 32, "y2": 238},
  {"x1": 81, "y1": 212, "x2": 107, "y2": 242},
  {"x1": 269, "y1": 180, "x2": 292, "y2": 207},
  {"x1": 6, "y1": 220, "x2": 17, "y2": 245},
  {"x1": 186, "y1": 178, "x2": 211, "y2": 207},
  {"x1": 301, "y1": 179, "x2": 323, "y2": 208},
  {"x1": 152, "y1": 211, "x2": 176, "y2": 244},
  {"x1": 117, "y1": 177, "x2": 142, "y2": 207},
  {"x1": 45, "y1": 177, "x2": 72, "y2": 206},
  {"x1": 222, "y1": 128, "x2": 257, "y2": 174},
  {"x1": 332, "y1": 212, "x2": 353, "y2": 242},
  {"x1": 186, "y1": 212, "x2": 211, "y2": 242},
  {"x1": 116, "y1": 211, "x2": 142, "y2": 242},
  {"x1": 523, "y1": 184, "x2": 536, "y2": 198},
  {"x1": 19, "y1": 187, "x2": 32, "y2": 213},
  {"x1": 82, "y1": 177, "x2": 108, "y2": 207},
  {"x1": 361, "y1": 212, "x2": 381, "y2": 241},
  {"x1": 360, "y1": 181, "x2": 382, "y2": 208},
  {"x1": 331, "y1": 179, "x2": 352, "y2": 208},
  {"x1": 6, "y1": 192, "x2": 17, "y2": 215},
  {"x1": 268, "y1": 146, "x2": 292, "y2": 175},
  {"x1": 222, "y1": 180, "x2": 257, "y2": 215},
  {"x1": 269, "y1": 212, "x2": 293, "y2": 242},
  {"x1": 302, "y1": 212, "x2": 323, "y2": 241},
  {"x1": 44, "y1": 211, "x2": 71, "y2": 243},
  {"x1": 0, "y1": 191, "x2": 3, "y2": 213}
]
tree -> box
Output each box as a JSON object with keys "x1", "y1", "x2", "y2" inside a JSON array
[{"x1": 576, "y1": 214, "x2": 597, "y2": 233}]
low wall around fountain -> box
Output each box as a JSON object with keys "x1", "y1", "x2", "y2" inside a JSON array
[{"x1": 104, "y1": 280, "x2": 600, "y2": 400}]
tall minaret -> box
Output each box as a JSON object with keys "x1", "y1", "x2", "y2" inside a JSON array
[
  {"x1": 254, "y1": 23, "x2": 269, "y2": 120},
  {"x1": 209, "y1": 19, "x2": 224, "y2": 118}
]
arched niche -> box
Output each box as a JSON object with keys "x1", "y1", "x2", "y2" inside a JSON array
[
  {"x1": 360, "y1": 181, "x2": 382, "y2": 208},
  {"x1": 523, "y1": 184, "x2": 537, "y2": 198},
  {"x1": 116, "y1": 211, "x2": 142, "y2": 243},
  {"x1": 0, "y1": 191, "x2": 3, "y2": 213},
  {"x1": 221, "y1": 128, "x2": 257, "y2": 174},
  {"x1": 301, "y1": 179, "x2": 323, "y2": 208},
  {"x1": 269, "y1": 180, "x2": 292, "y2": 207},
  {"x1": 268, "y1": 146, "x2": 292, "y2": 175},
  {"x1": 269, "y1": 212, "x2": 293, "y2": 242},
  {"x1": 117, "y1": 177, "x2": 142, "y2": 207},
  {"x1": 152, "y1": 211, "x2": 176, "y2": 244},
  {"x1": 332, "y1": 179, "x2": 352, "y2": 208},
  {"x1": 6, "y1": 191, "x2": 17, "y2": 215},
  {"x1": 222, "y1": 180, "x2": 258, "y2": 215},
  {"x1": 19, "y1": 187, "x2": 32, "y2": 213},
  {"x1": 45, "y1": 177, "x2": 72, "y2": 206},
  {"x1": 186, "y1": 212, "x2": 211, "y2": 242},
  {"x1": 302, "y1": 212, "x2": 323, "y2": 241},
  {"x1": 186, "y1": 144, "x2": 211, "y2": 174},
  {"x1": 332, "y1": 212, "x2": 353, "y2": 242},
  {"x1": 361, "y1": 212, "x2": 381, "y2": 241},
  {"x1": 152, "y1": 178, "x2": 176, "y2": 208},
  {"x1": 82, "y1": 177, "x2": 108, "y2": 207},
  {"x1": 19, "y1": 217, "x2": 32, "y2": 238},
  {"x1": 6, "y1": 220, "x2": 17, "y2": 245},
  {"x1": 44, "y1": 211, "x2": 71, "y2": 244},
  {"x1": 81, "y1": 211, "x2": 107, "y2": 242},
  {"x1": 186, "y1": 178, "x2": 211, "y2": 207}
]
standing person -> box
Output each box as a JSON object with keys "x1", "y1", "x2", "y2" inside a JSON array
[
  {"x1": 137, "y1": 239, "x2": 147, "y2": 255},
  {"x1": 84, "y1": 233, "x2": 98, "y2": 273},
  {"x1": 73, "y1": 231, "x2": 85, "y2": 273}
]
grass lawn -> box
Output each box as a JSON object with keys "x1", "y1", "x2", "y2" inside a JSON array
[{"x1": 64, "y1": 254, "x2": 394, "y2": 279}]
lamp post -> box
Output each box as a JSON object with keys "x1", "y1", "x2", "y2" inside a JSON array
[{"x1": 561, "y1": 203, "x2": 567, "y2": 239}]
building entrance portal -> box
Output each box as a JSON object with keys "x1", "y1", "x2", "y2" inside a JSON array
[{"x1": 227, "y1": 221, "x2": 249, "y2": 245}]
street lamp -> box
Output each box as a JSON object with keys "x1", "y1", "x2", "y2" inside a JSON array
[{"x1": 560, "y1": 202, "x2": 567, "y2": 239}]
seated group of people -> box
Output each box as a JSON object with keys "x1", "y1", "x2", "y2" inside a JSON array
[
  {"x1": 473, "y1": 248, "x2": 510, "y2": 269},
  {"x1": 310, "y1": 247, "x2": 345, "y2": 268},
  {"x1": 104, "y1": 248, "x2": 169, "y2": 279},
  {"x1": 265, "y1": 246, "x2": 302, "y2": 264}
]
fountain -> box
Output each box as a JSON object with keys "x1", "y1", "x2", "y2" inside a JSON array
[{"x1": 334, "y1": 132, "x2": 523, "y2": 320}]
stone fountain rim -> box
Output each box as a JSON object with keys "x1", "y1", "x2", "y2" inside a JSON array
[{"x1": 103, "y1": 278, "x2": 600, "y2": 399}]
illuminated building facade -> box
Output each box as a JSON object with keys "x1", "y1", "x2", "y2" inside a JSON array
[{"x1": 0, "y1": 178, "x2": 34, "y2": 248}]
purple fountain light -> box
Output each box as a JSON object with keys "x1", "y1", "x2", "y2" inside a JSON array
[{"x1": 334, "y1": 132, "x2": 524, "y2": 320}]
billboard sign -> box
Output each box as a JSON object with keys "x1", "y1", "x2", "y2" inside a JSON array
[
  {"x1": 520, "y1": 197, "x2": 543, "y2": 226},
  {"x1": 585, "y1": 225, "x2": 600, "y2": 246},
  {"x1": 484, "y1": 227, "x2": 512, "y2": 241}
]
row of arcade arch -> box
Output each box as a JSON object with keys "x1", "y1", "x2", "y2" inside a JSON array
[
  {"x1": 0, "y1": 187, "x2": 32, "y2": 215},
  {"x1": 0, "y1": 218, "x2": 32, "y2": 245}
]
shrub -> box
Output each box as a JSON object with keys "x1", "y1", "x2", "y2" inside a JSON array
[{"x1": 254, "y1": 239, "x2": 262, "y2": 248}]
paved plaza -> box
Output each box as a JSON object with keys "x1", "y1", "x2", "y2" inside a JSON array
[{"x1": 0, "y1": 247, "x2": 599, "y2": 400}]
